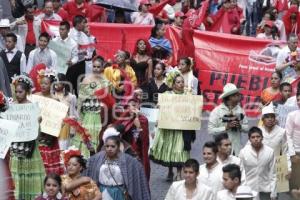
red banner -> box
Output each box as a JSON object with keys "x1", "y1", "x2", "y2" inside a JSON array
[{"x1": 42, "y1": 21, "x2": 284, "y2": 116}]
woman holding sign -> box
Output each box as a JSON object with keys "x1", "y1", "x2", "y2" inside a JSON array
[
  {"x1": 149, "y1": 71, "x2": 195, "y2": 181},
  {"x1": 10, "y1": 75, "x2": 46, "y2": 200},
  {"x1": 35, "y1": 69, "x2": 64, "y2": 175}
]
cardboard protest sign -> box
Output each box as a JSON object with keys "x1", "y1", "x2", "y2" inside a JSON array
[
  {"x1": 48, "y1": 40, "x2": 72, "y2": 74},
  {"x1": 157, "y1": 94, "x2": 203, "y2": 130},
  {"x1": 0, "y1": 119, "x2": 19, "y2": 159},
  {"x1": 1, "y1": 103, "x2": 39, "y2": 142},
  {"x1": 276, "y1": 155, "x2": 290, "y2": 193},
  {"x1": 30, "y1": 95, "x2": 68, "y2": 137}
]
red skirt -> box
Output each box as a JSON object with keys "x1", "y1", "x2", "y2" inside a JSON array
[{"x1": 39, "y1": 139, "x2": 64, "y2": 175}]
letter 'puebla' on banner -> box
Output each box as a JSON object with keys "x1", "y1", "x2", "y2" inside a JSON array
[
  {"x1": 1, "y1": 103, "x2": 39, "y2": 142},
  {"x1": 29, "y1": 95, "x2": 68, "y2": 137},
  {"x1": 157, "y1": 94, "x2": 203, "y2": 130},
  {"x1": 0, "y1": 119, "x2": 19, "y2": 159},
  {"x1": 276, "y1": 155, "x2": 290, "y2": 193},
  {"x1": 193, "y1": 31, "x2": 280, "y2": 117}
]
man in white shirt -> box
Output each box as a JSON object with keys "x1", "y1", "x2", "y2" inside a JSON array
[
  {"x1": 276, "y1": 34, "x2": 300, "y2": 82},
  {"x1": 0, "y1": 33, "x2": 26, "y2": 82},
  {"x1": 217, "y1": 164, "x2": 242, "y2": 200},
  {"x1": 239, "y1": 127, "x2": 277, "y2": 200},
  {"x1": 165, "y1": 159, "x2": 215, "y2": 200},
  {"x1": 52, "y1": 21, "x2": 78, "y2": 67},
  {"x1": 198, "y1": 141, "x2": 223, "y2": 195},
  {"x1": 26, "y1": 32, "x2": 57, "y2": 73}
]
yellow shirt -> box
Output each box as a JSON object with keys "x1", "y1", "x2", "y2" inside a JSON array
[{"x1": 104, "y1": 65, "x2": 137, "y2": 90}]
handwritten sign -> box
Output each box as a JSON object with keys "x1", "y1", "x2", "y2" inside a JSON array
[
  {"x1": 276, "y1": 155, "x2": 290, "y2": 193},
  {"x1": 276, "y1": 105, "x2": 298, "y2": 128},
  {"x1": 140, "y1": 107, "x2": 159, "y2": 123},
  {"x1": 1, "y1": 103, "x2": 39, "y2": 142},
  {"x1": 30, "y1": 95, "x2": 68, "y2": 137},
  {"x1": 48, "y1": 40, "x2": 72, "y2": 74},
  {"x1": 0, "y1": 119, "x2": 19, "y2": 159},
  {"x1": 157, "y1": 94, "x2": 203, "y2": 130}
]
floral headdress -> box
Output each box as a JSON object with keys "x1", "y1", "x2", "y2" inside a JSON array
[
  {"x1": 0, "y1": 91, "x2": 9, "y2": 112},
  {"x1": 11, "y1": 74, "x2": 34, "y2": 89},
  {"x1": 37, "y1": 68, "x2": 58, "y2": 84},
  {"x1": 165, "y1": 69, "x2": 182, "y2": 88},
  {"x1": 62, "y1": 146, "x2": 82, "y2": 166}
]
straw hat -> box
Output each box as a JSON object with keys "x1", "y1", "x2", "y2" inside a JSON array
[
  {"x1": 235, "y1": 186, "x2": 257, "y2": 198},
  {"x1": 0, "y1": 19, "x2": 10, "y2": 28},
  {"x1": 219, "y1": 83, "x2": 241, "y2": 99}
]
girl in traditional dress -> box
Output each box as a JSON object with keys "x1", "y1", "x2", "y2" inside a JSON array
[
  {"x1": 84, "y1": 136, "x2": 151, "y2": 200},
  {"x1": 61, "y1": 148, "x2": 101, "y2": 200},
  {"x1": 35, "y1": 173, "x2": 66, "y2": 200},
  {"x1": 0, "y1": 91, "x2": 15, "y2": 200},
  {"x1": 149, "y1": 71, "x2": 195, "y2": 181},
  {"x1": 131, "y1": 39, "x2": 153, "y2": 87},
  {"x1": 75, "y1": 56, "x2": 110, "y2": 158},
  {"x1": 261, "y1": 71, "x2": 282, "y2": 105},
  {"x1": 53, "y1": 73, "x2": 79, "y2": 150},
  {"x1": 10, "y1": 75, "x2": 46, "y2": 200},
  {"x1": 35, "y1": 69, "x2": 64, "y2": 175}
]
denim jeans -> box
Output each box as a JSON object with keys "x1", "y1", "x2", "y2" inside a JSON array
[{"x1": 245, "y1": 1, "x2": 263, "y2": 36}]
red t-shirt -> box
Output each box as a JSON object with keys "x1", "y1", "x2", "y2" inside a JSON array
[
  {"x1": 57, "y1": 8, "x2": 69, "y2": 21},
  {"x1": 63, "y1": 2, "x2": 90, "y2": 21}
]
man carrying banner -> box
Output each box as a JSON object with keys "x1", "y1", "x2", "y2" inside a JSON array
[{"x1": 208, "y1": 83, "x2": 248, "y2": 155}]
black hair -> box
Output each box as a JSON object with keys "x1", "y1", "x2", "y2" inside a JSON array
[
  {"x1": 114, "y1": 124, "x2": 125, "y2": 134},
  {"x1": 279, "y1": 82, "x2": 291, "y2": 91},
  {"x1": 151, "y1": 23, "x2": 164, "y2": 38},
  {"x1": 180, "y1": 57, "x2": 192, "y2": 67},
  {"x1": 215, "y1": 133, "x2": 229, "y2": 146},
  {"x1": 183, "y1": 159, "x2": 200, "y2": 173},
  {"x1": 44, "y1": 173, "x2": 62, "y2": 188},
  {"x1": 124, "y1": 51, "x2": 131, "y2": 60},
  {"x1": 60, "y1": 21, "x2": 71, "y2": 30},
  {"x1": 272, "y1": 71, "x2": 282, "y2": 80},
  {"x1": 69, "y1": 155, "x2": 87, "y2": 172},
  {"x1": 39, "y1": 32, "x2": 51, "y2": 42},
  {"x1": 222, "y1": 164, "x2": 241, "y2": 183},
  {"x1": 172, "y1": 74, "x2": 183, "y2": 86},
  {"x1": 16, "y1": 81, "x2": 31, "y2": 93},
  {"x1": 248, "y1": 126, "x2": 263, "y2": 138},
  {"x1": 5, "y1": 32, "x2": 17, "y2": 43},
  {"x1": 203, "y1": 141, "x2": 218, "y2": 154},
  {"x1": 105, "y1": 135, "x2": 121, "y2": 147},
  {"x1": 265, "y1": 7, "x2": 276, "y2": 21},
  {"x1": 56, "y1": 73, "x2": 70, "y2": 96},
  {"x1": 73, "y1": 15, "x2": 86, "y2": 27},
  {"x1": 93, "y1": 55, "x2": 105, "y2": 65}
]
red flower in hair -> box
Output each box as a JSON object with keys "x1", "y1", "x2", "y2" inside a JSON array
[{"x1": 62, "y1": 148, "x2": 81, "y2": 166}]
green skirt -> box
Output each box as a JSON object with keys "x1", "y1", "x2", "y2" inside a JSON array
[
  {"x1": 71, "y1": 112, "x2": 101, "y2": 158},
  {"x1": 149, "y1": 129, "x2": 190, "y2": 167},
  {"x1": 10, "y1": 144, "x2": 46, "y2": 200}
]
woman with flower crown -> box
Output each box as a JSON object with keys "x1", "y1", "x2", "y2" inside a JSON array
[
  {"x1": 9, "y1": 75, "x2": 46, "y2": 200},
  {"x1": 149, "y1": 70, "x2": 195, "y2": 182},
  {"x1": 74, "y1": 56, "x2": 111, "y2": 158},
  {"x1": 35, "y1": 69, "x2": 64, "y2": 175},
  {"x1": 61, "y1": 147, "x2": 101, "y2": 200}
]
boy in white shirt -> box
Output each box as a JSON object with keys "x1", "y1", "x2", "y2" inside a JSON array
[
  {"x1": 239, "y1": 127, "x2": 277, "y2": 200},
  {"x1": 198, "y1": 141, "x2": 223, "y2": 195},
  {"x1": 165, "y1": 159, "x2": 214, "y2": 200},
  {"x1": 217, "y1": 164, "x2": 242, "y2": 200}
]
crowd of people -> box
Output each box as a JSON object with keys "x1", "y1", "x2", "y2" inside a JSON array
[{"x1": 0, "y1": 0, "x2": 299, "y2": 200}]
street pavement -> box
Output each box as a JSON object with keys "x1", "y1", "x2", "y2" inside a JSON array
[{"x1": 149, "y1": 112, "x2": 292, "y2": 200}]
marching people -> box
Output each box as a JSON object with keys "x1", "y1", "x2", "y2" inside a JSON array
[{"x1": 208, "y1": 83, "x2": 249, "y2": 155}]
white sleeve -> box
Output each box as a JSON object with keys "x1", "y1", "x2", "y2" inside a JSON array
[
  {"x1": 16, "y1": 35, "x2": 25, "y2": 52},
  {"x1": 275, "y1": 50, "x2": 286, "y2": 69},
  {"x1": 286, "y1": 113, "x2": 296, "y2": 156},
  {"x1": 208, "y1": 109, "x2": 227, "y2": 135},
  {"x1": 71, "y1": 43, "x2": 79, "y2": 64},
  {"x1": 50, "y1": 50, "x2": 58, "y2": 70},
  {"x1": 269, "y1": 151, "x2": 277, "y2": 198},
  {"x1": 20, "y1": 53, "x2": 27, "y2": 74},
  {"x1": 165, "y1": 184, "x2": 175, "y2": 200},
  {"x1": 26, "y1": 50, "x2": 34, "y2": 73}
]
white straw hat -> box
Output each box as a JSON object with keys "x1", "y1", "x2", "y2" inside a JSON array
[
  {"x1": 261, "y1": 102, "x2": 276, "y2": 116},
  {"x1": 0, "y1": 19, "x2": 10, "y2": 28},
  {"x1": 235, "y1": 186, "x2": 257, "y2": 198},
  {"x1": 219, "y1": 83, "x2": 241, "y2": 99}
]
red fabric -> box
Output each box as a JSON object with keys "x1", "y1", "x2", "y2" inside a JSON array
[
  {"x1": 56, "y1": 8, "x2": 69, "y2": 21},
  {"x1": 39, "y1": 139, "x2": 64, "y2": 175},
  {"x1": 25, "y1": 18, "x2": 36, "y2": 45},
  {"x1": 94, "y1": 88, "x2": 116, "y2": 108},
  {"x1": 291, "y1": 77, "x2": 300, "y2": 95},
  {"x1": 148, "y1": 0, "x2": 176, "y2": 16},
  {"x1": 274, "y1": 0, "x2": 288, "y2": 12},
  {"x1": 62, "y1": 1, "x2": 90, "y2": 21},
  {"x1": 88, "y1": 4, "x2": 105, "y2": 22},
  {"x1": 282, "y1": 6, "x2": 300, "y2": 35},
  {"x1": 28, "y1": 64, "x2": 46, "y2": 93}
]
